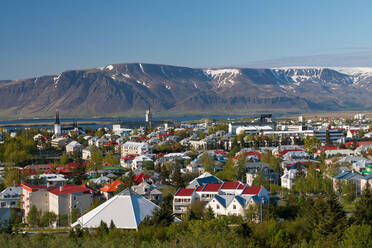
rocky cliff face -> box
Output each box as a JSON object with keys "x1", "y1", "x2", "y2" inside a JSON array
[{"x1": 1, "y1": 63, "x2": 372, "y2": 117}]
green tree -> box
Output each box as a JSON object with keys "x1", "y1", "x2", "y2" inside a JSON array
[
  {"x1": 205, "y1": 206, "x2": 215, "y2": 220},
  {"x1": 60, "y1": 152, "x2": 69, "y2": 165},
  {"x1": 252, "y1": 172, "x2": 270, "y2": 190},
  {"x1": 4, "y1": 166, "x2": 22, "y2": 187},
  {"x1": 40, "y1": 211, "x2": 57, "y2": 227},
  {"x1": 201, "y1": 152, "x2": 214, "y2": 173},
  {"x1": 311, "y1": 192, "x2": 347, "y2": 243},
  {"x1": 353, "y1": 185, "x2": 372, "y2": 225},
  {"x1": 358, "y1": 128, "x2": 365, "y2": 139},
  {"x1": 90, "y1": 146, "x2": 103, "y2": 170},
  {"x1": 103, "y1": 151, "x2": 119, "y2": 165},
  {"x1": 343, "y1": 224, "x2": 372, "y2": 248},
  {"x1": 216, "y1": 159, "x2": 237, "y2": 181},
  {"x1": 304, "y1": 136, "x2": 321, "y2": 154},
  {"x1": 70, "y1": 208, "x2": 81, "y2": 224},
  {"x1": 27, "y1": 206, "x2": 40, "y2": 227},
  {"x1": 172, "y1": 165, "x2": 184, "y2": 188}
]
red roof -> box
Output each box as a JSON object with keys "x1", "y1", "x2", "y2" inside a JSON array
[
  {"x1": 202, "y1": 183, "x2": 222, "y2": 192},
  {"x1": 238, "y1": 184, "x2": 246, "y2": 190},
  {"x1": 175, "y1": 188, "x2": 195, "y2": 197},
  {"x1": 21, "y1": 182, "x2": 53, "y2": 192},
  {"x1": 134, "y1": 173, "x2": 150, "y2": 183},
  {"x1": 221, "y1": 181, "x2": 241, "y2": 190},
  {"x1": 214, "y1": 150, "x2": 228, "y2": 157},
  {"x1": 49, "y1": 184, "x2": 92, "y2": 196},
  {"x1": 100, "y1": 179, "x2": 125, "y2": 192},
  {"x1": 121, "y1": 154, "x2": 139, "y2": 160},
  {"x1": 234, "y1": 151, "x2": 261, "y2": 160},
  {"x1": 280, "y1": 149, "x2": 304, "y2": 156},
  {"x1": 345, "y1": 141, "x2": 372, "y2": 148},
  {"x1": 196, "y1": 186, "x2": 204, "y2": 192},
  {"x1": 319, "y1": 145, "x2": 339, "y2": 152},
  {"x1": 242, "y1": 186, "x2": 262, "y2": 195}
]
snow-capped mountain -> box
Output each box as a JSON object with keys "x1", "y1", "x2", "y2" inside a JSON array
[{"x1": 0, "y1": 63, "x2": 372, "y2": 117}]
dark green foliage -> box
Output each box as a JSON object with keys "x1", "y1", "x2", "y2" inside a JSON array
[
  {"x1": 352, "y1": 185, "x2": 372, "y2": 225},
  {"x1": 26, "y1": 206, "x2": 40, "y2": 227},
  {"x1": 172, "y1": 165, "x2": 184, "y2": 188}
]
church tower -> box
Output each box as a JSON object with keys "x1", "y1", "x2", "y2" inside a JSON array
[
  {"x1": 145, "y1": 105, "x2": 152, "y2": 128},
  {"x1": 54, "y1": 110, "x2": 61, "y2": 137}
]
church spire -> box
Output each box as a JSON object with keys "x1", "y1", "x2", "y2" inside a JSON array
[{"x1": 55, "y1": 110, "x2": 60, "y2": 125}]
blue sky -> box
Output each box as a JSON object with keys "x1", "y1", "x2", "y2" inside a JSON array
[{"x1": 1, "y1": 0, "x2": 372, "y2": 79}]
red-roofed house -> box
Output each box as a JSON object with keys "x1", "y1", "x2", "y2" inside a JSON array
[
  {"x1": 49, "y1": 184, "x2": 93, "y2": 216},
  {"x1": 134, "y1": 173, "x2": 150, "y2": 184},
  {"x1": 198, "y1": 183, "x2": 222, "y2": 202},
  {"x1": 100, "y1": 179, "x2": 125, "y2": 199},
  {"x1": 20, "y1": 182, "x2": 93, "y2": 219},
  {"x1": 173, "y1": 188, "x2": 196, "y2": 214},
  {"x1": 241, "y1": 186, "x2": 269, "y2": 203},
  {"x1": 220, "y1": 181, "x2": 244, "y2": 195}
]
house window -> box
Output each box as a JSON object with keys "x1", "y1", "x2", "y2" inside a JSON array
[
  {"x1": 0, "y1": 202, "x2": 5, "y2": 207},
  {"x1": 233, "y1": 205, "x2": 236, "y2": 209},
  {"x1": 216, "y1": 205, "x2": 220, "y2": 209}
]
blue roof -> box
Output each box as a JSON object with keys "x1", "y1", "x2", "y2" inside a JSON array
[
  {"x1": 215, "y1": 195, "x2": 234, "y2": 208},
  {"x1": 196, "y1": 176, "x2": 222, "y2": 185},
  {"x1": 334, "y1": 171, "x2": 352, "y2": 179},
  {"x1": 363, "y1": 174, "x2": 372, "y2": 180}
]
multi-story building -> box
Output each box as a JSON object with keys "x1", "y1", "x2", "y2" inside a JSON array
[
  {"x1": 20, "y1": 183, "x2": 93, "y2": 219},
  {"x1": 0, "y1": 186, "x2": 22, "y2": 208},
  {"x1": 121, "y1": 142, "x2": 152, "y2": 156}
]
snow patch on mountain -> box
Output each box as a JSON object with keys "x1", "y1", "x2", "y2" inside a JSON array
[
  {"x1": 53, "y1": 74, "x2": 62, "y2": 88},
  {"x1": 105, "y1": 65, "x2": 114, "y2": 71}
]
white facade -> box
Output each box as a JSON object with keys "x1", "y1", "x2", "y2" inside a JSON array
[
  {"x1": 0, "y1": 187, "x2": 22, "y2": 208},
  {"x1": 66, "y1": 141, "x2": 82, "y2": 153},
  {"x1": 121, "y1": 142, "x2": 152, "y2": 156}
]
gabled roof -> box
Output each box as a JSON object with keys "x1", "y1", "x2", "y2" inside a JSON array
[
  {"x1": 242, "y1": 186, "x2": 262, "y2": 195},
  {"x1": 72, "y1": 189, "x2": 165, "y2": 229},
  {"x1": 202, "y1": 183, "x2": 222, "y2": 192},
  {"x1": 214, "y1": 194, "x2": 234, "y2": 208},
  {"x1": 175, "y1": 188, "x2": 195, "y2": 197},
  {"x1": 196, "y1": 176, "x2": 222, "y2": 186},
  {"x1": 49, "y1": 184, "x2": 91, "y2": 196},
  {"x1": 100, "y1": 179, "x2": 125, "y2": 192},
  {"x1": 221, "y1": 181, "x2": 241, "y2": 190},
  {"x1": 134, "y1": 173, "x2": 150, "y2": 184}
]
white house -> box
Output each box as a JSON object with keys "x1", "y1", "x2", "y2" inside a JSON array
[
  {"x1": 131, "y1": 155, "x2": 153, "y2": 171},
  {"x1": 82, "y1": 146, "x2": 93, "y2": 160},
  {"x1": 66, "y1": 141, "x2": 82, "y2": 154},
  {"x1": 206, "y1": 194, "x2": 258, "y2": 217},
  {"x1": 121, "y1": 142, "x2": 152, "y2": 156},
  {"x1": 173, "y1": 188, "x2": 197, "y2": 214}
]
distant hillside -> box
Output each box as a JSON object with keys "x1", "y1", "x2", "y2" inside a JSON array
[{"x1": 1, "y1": 63, "x2": 372, "y2": 117}]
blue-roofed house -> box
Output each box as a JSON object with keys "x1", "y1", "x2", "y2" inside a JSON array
[
  {"x1": 186, "y1": 172, "x2": 223, "y2": 189},
  {"x1": 206, "y1": 194, "x2": 261, "y2": 217},
  {"x1": 333, "y1": 171, "x2": 365, "y2": 194}
]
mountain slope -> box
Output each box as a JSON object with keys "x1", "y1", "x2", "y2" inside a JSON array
[{"x1": 1, "y1": 63, "x2": 372, "y2": 117}]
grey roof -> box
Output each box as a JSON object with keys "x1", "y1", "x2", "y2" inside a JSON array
[
  {"x1": 72, "y1": 188, "x2": 160, "y2": 229},
  {"x1": 214, "y1": 195, "x2": 234, "y2": 208}
]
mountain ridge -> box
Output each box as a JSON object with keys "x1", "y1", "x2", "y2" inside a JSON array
[{"x1": 1, "y1": 63, "x2": 372, "y2": 118}]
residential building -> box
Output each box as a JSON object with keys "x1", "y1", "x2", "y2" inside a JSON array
[
  {"x1": 48, "y1": 184, "x2": 93, "y2": 216},
  {"x1": 173, "y1": 188, "x2": 197, "y2": 214},
  {"x1": 100, "y1": 179, "x2": 125, "y2": 200},
  {"x1": 121, "y1": 142, "x2": 152, "y2": 156},
  {"x1": 66, "y1": 141, "x2": 82, "y2": 154},
  {"x1": 0, "y1": 186, "x2": 22, "y2": 208}
]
